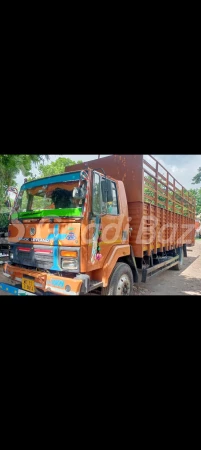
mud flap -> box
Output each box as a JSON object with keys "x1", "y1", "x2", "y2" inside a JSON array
[{"x1": 183, "y1": 244, "x2": 187, "y2": 257}]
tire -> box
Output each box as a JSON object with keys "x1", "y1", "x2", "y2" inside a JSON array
[
  {"x1": 172, "y1": 247, "x2": 184, "y2": 271},
  {"x1": 102, "y1": 262, "x2": 133, "y2": 295}
]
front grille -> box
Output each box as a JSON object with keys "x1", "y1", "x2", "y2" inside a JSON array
[
  {"x1": 11, "y1": 245, "x2": 54, "y2": 270},
  {"x1": 34, "y1": 252, "x2": 53, "y2": 266}
]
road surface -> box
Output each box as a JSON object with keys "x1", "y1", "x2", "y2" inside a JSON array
[{"x1": 134, "y1": 239, "x2": 201, "y2": 296}]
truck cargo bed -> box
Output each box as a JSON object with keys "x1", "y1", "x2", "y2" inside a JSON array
[{"x1": 65, "y1": 155, "x2": 195, "y2": 258}]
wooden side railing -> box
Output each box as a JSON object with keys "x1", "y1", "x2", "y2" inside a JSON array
[{"x1": 143, "y1": 155, "x2": 196, "y2": 219}]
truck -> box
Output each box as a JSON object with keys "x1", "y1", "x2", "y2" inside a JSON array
[
  {"x1": 0, "y1": 187, "x2": 18, "y2": 264},
  {"x1": 0, "y1": 155, "x2": 195, "y2": 296}
]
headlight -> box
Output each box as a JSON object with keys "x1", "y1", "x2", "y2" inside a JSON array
[
  {"x1": 61, "y1": 258, "x2": 78, "y2": 270},
  {"x1": 9, "y1": 252, "x2": 14, "y2": 260}
]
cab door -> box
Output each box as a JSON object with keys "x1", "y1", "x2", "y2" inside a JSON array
[{"x1": 87, "y1": 172, "x2": 123, "y2": 271}]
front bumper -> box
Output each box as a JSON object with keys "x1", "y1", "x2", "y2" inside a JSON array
[
  {"x1": 0, "y1": 281, "x2": 36, "y2": 296},
  {"x1": 1, "y1": 262, "x2": 83, "y2": 296}
]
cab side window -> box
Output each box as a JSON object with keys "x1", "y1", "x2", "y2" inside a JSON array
[
  {"x1": 93, "y1": 172, "x2": 102, "y2": 215},
  {"x1": 107, "y1": 181, "x2": 119, "y2": 215},
  {"x1": 92, "y1": 173, "x2": 119, "y2": 216}
]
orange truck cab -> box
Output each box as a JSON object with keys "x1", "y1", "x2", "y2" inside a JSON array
[{"x1": 0, "y1": 155, "x2": 195, "y2": 296}]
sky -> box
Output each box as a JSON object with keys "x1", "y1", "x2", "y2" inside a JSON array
[
  {"x1": 15, "y1": 154, "x2": 201, "y2": 190},
  {"x1": 153, "y1": 154, "x2": 201, "y2": 188}
]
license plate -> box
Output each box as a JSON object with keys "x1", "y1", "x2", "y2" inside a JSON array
[{"x1": 22, "y1": 278, "x2": 35, "y2": 293}]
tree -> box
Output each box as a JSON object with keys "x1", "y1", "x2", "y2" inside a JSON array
[
  {"x1": 144, "y1": 175, "x2": 169, "y2": 207},
  {"x1": 37, "y1": 157, "x2": 83, "y2": 178},
  {"x1": 144, "y1": 175, "x2": 194, "y2": 216},
  {"x1": 0, "y1": 154, "x2": 49, "y2": 209},
  {"x1": 0, "y1": 155, "x2": 49, "y2": 186},
  {"x1": 192, "y1": 167, "x2": 201, "y2": 184},
  {"x1": 189, "y1": 188, "x2": 201, "y2": 216}
]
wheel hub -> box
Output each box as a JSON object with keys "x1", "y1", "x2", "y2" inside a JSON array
[{"x1": 117, "y1": 275, "x2": 131, "y2": 295}]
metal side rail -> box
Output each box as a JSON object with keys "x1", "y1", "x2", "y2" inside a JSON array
[
  {"x1": 141, "y1": 255, "x2": 179, "y2": 283},
  {"x1": 0, "y1": 282, "x2": 36, "y2": 296}
]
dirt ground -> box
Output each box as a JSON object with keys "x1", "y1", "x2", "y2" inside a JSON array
[
  {"x1": 134, "y1": 239, "x2": 201, "y2": 296},
  {"x1": 0, "y1": 240, "x2": 200, "y2": 296}
]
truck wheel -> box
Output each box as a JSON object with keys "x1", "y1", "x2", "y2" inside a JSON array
[
  {"x1": 172, "y1": 247, "x2": 184, "y2": 271},
  {"x1": 102, "y1": 262, "x2": 133, "y2": 295}
]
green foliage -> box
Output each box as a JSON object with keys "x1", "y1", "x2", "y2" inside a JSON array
[
  {"x1": 0, "y1": 154, "x2": 49, "y2": 208},
  {"x1": 0, "y1": 154, "x2": 49, "y2": 186},
  {"x1": 191, "y1": 166, "x2": 201, "y2": 214},
  {"x1": 144, "y1": 175, "x2": 197, "y2": 216},
  {"x1": 189, "y1": 188, "x2": 201, "y2": 216},
  {"x1": 0, "y1": 212, "x2": 9, "y2": 231},
  {"x1": 192, "y1": 167, "x2": 201, "y2": 185},
  {"x1": 37, "y1": 157, "x2": 83, "y2": 178},
  {"x1": 144, "y1": 176, "x2": 167, "y2": 207}
]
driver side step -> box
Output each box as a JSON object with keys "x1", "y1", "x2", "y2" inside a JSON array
[{"x1": 89, "y1": 280, "x2": 103, "y2": 291}]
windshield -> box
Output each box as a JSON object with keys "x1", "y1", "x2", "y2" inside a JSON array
[{"x1": 15, "y1": 172, "x2": 86, "y2": 218}]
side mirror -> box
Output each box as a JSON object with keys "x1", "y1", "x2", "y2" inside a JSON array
[
  {"x1": 72, "y1": 187, "x2": 85, "y2": 200},
  {"x1": 101, "y1": 179, "x2": 113, "y2": 203}
]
